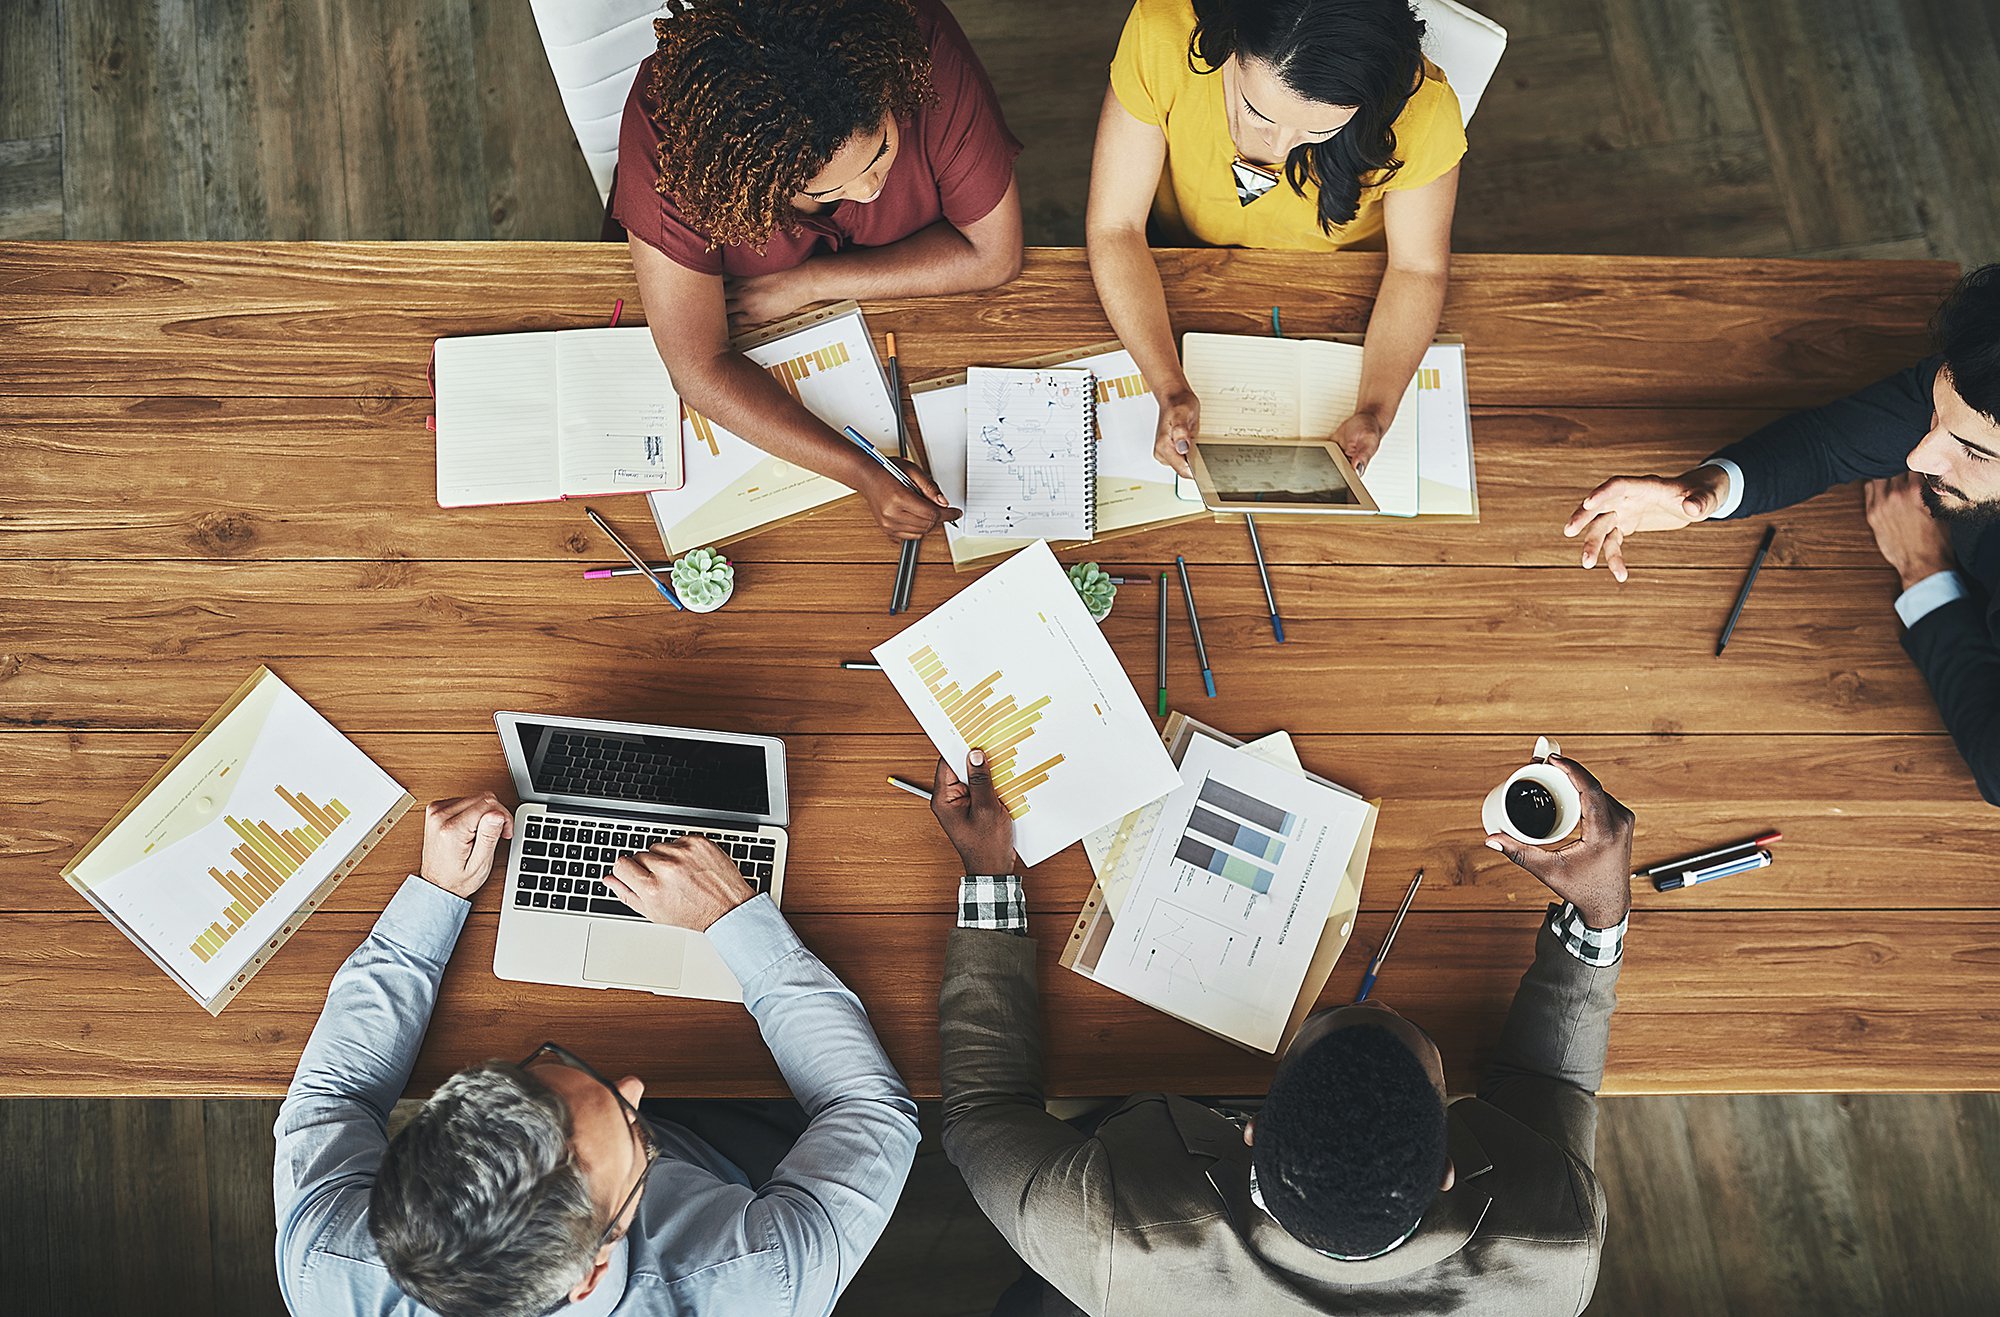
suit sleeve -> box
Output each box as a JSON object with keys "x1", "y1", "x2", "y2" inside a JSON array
[
  {"x1": 1708, "y1": 361, "x2": 1938, "y2": 518},
  {"x1": 1477, "y1": 921, "x2": 1621, "y2": 1172},
  {"x1": 938, "y1": 928, "x2": 1114, "y2": 1313},
  {"x1": 1901, "y1": 594, "x2": 2000, "y2": 805}
]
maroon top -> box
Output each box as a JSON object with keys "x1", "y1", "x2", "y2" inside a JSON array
[{"x1": 613, "y1": 0, "x2": 1023, "y2": 277}]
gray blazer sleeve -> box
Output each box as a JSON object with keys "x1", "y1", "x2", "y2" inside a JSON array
[
  {"x1": 1709, "y1": 359, "x2": 1938, "y2": 518},
  {"x1": 938, "y1": 928, "x2": 1114, "y2": 1313},
  {"x1": 1477, "y1": 921, "x2": 1622, "y2": 1173}
]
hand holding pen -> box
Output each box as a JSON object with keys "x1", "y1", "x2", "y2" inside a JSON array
[{"x1": 844, "y1": 425, "x2": 959, "y2": 542}]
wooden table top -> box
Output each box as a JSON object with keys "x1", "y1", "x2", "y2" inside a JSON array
[{"x1": 3, "y1": 242, "x2": 1994, "y2": 1099}]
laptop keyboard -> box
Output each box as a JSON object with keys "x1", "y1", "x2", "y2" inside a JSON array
[
  {"x1": 513, "y1": 812, "x2": 777, "y2": 920},
  {"x1": 538, "y1": 731, "x2": 698, "y2": 805}
]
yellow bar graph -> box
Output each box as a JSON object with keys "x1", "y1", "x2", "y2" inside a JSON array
[
  {"x1": 190, "y1": 788, "x2": 350, "y2": 964},
  {"x1": 904, "y1": 647, "x2": 1064, "y2": 819},
  {"x1": 1094, "y1": 373, "x2": 1150, "y2": 404}
]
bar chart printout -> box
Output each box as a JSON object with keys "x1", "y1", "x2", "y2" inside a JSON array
[
  {"x1": 872, "y1": 542, "x2": 1180, "y2": 867},
  {"x1": 192, "y1": 789, "x2": 351, "y2": 963},
  {"x1": 62, "y1": 668, "x2": 412, "y2": 1011},
  {"x1": 906, "y1": 646, "x2": 1063, "y2": 818},
  {"x1": 1175, "y1": 778, "x2": 1297, "y2": 896}
]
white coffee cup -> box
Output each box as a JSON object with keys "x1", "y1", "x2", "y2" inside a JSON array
[{"x1": 1481, "y1": 736, "x2": 1583, "y2": 845}]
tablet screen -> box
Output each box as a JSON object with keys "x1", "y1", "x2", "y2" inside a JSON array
[{"x1": 1197, "y1": 442, "x2": 1363, "y2": 506}]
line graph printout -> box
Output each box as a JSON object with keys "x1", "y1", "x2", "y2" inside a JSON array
[
  {"x1": 63, "y1": 669, "x2": 410, "y2": 1009},
  {"x1": 1094, "y1": 735, "x2": 1372, "y2": 1051},
  {"x1": 961, "y1": 367, "x2": 1094, "y2": 540},
  {"x1": 873, "y1": 542, "x2": 1179, "y2": 866}
]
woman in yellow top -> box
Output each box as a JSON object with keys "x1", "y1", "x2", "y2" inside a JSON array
[{"x1": 1088, "y1": 0, "x2": 1464, "y2": 476}]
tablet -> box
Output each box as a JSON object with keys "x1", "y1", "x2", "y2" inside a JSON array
[{"x1": 1186, "y1": 437, "x2": 1379, "y2": 514}]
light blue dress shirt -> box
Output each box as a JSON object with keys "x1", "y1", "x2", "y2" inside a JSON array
[
  {"x1": 274, "y1": 876, "x2": 920, "y2": 1317},
  {"x1": 1699, "y1": 457, "x2": 1968, "y2": 627}
]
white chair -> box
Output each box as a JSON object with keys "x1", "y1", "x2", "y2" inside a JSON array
[
  {"x1": 1414, "y1": 0, "x2": 1508, "y2": 126},
  {"x1": 528, "y1": 0, "x2": 666, "y2": 208}
]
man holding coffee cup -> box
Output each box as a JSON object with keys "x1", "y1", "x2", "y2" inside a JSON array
[
  {"x1": 1562, "y1": 264, "x2": 2000, "y2": 806},
  {"x1": 930, "y1": 748, "x2": 1638, "y2": 1314}
]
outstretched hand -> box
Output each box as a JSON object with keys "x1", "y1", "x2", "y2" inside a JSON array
[
  {"x1": 1485, "y1": 756, "x2": 1635, "y2": 929},
  {"x1": 1563, "y1": 464, "x2": 1733, "y2": 582},
  {"x1": 931, "y1": 751, "x2": 1018, "y2": 876}
]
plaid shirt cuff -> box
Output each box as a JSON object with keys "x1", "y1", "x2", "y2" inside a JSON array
[
  {"x1": 958, "y1": 874, "x2": 1028, "y2": 935},
  {"x1": 1548, "y1": 901, "x2": 1626, "y2": 967}
]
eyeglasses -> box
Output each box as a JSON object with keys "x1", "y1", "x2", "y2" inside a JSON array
[{"x1": 520, "y1": 1042, "x2": 658, "y2": 1250}]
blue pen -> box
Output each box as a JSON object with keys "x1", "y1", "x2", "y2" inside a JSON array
[
  {"x1": 1355, "y1": 870, "x2": 1423, "y2": 1002},
  {"x1": 842, "y1": 425, "x2": 924, "y2": 494},
  {"x1": 1656, "y1": 848, "x2": 1773, "y2": 891},
  {"x1": 584, "y1": 507, "x2": 682, "y2": 610},
  {"x1": 1174, "y1": 556, "x2": 1216, "y2": 697}
]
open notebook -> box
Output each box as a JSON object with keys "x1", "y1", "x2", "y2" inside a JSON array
[
  {"x1": 911, "y1": 343, "x2": 1205, "y2": 569},
  {"x1": 433, "y1": 327, "x2": 685, "y2": 507},
  {"x1": 1182, "y1": 332, "x2": 1476, "y2": 519}
]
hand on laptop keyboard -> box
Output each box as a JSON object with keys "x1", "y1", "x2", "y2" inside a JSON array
[
  {"x1": 605, "y1": 835, "x2": 756, "y2": 932},
  {"x1": 513, "y1": 815, "x2": 777, "y2": 920}
]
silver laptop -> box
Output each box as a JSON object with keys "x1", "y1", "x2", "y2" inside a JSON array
[{"x1": 492, "y1": 712, "x2": 790, "y2": 1002}]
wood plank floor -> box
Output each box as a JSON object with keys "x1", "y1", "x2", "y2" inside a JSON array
[{"x1": 3, "y1": 1, "x2": 1997, "y2": 1314}]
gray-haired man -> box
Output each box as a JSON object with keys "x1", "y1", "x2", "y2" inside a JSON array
[{"x1": 273, "y1": 792, "x2": 920, "y2": 1317}]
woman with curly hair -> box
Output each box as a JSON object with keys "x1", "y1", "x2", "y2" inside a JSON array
[
  {"x1": 1086, "y1": 0, "x2": 1463, "y2": 480},
  {"x1": 613, "y1": 0, "x2": 1024, "y2": 542}
]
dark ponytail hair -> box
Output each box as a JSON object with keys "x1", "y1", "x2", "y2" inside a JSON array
[{"x1": 1189, "y1": 0, "x2": 1427, "y2": 233}]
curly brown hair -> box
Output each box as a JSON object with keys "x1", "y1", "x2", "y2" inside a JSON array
[{"x1": 649, "y1": 0, "x2": 935, "y2": 250}]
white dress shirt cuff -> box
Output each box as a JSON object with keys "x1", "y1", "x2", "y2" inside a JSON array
[
  {"x1": 1894, "y1": 569, "x2": 1971, "y2": 628},
  {"x1": 1699, "y1": 458, "x2": 1746, "y2": 519}
]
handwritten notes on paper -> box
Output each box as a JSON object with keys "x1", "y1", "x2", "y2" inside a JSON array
[{"x1": 961, "y1": 367, "x2": 1095, "y2": 540}]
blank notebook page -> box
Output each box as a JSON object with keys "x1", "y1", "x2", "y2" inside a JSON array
[{"x1": 434, "y1": 333, "x2": 560, "y2": 507}]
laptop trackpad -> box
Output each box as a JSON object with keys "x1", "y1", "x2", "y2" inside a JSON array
[{"x1": 583, "y1": 922, "x2": 685, "y2": 991}]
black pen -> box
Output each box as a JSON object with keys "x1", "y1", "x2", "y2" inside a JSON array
[
  {"x1": 1716, "y1": 525, "x2": 1776, "y2": 656},
  {"x1": 888, "y1": 333, "x2": 920, "y2": 615},
  {"x1": 1175, "y1": 556, "x2": 1215, "y2": 697},
  {"x1": 1156, "y1": 571, "x2": 1169, "y2": 716}
]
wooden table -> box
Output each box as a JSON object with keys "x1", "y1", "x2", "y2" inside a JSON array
[{"x1": 3, "y1": 243, "x2": 1994, "y2": 1100}]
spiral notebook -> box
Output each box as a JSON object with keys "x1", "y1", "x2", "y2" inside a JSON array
[{"x1": 960, "y1": 367, "x2": 1096, "y2": 540}]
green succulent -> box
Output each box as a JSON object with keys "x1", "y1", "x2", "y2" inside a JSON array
[
  {"x1": 670, "y1": 548, "x2": 735, "y2": 608},
  {"x1": 1068, "y1": 561, "x2": 1117, "y2": 618}
]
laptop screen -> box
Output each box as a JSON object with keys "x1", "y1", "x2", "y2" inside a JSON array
[{"x1": 510, "y1": 720, "x2": 771, "y2": 816}]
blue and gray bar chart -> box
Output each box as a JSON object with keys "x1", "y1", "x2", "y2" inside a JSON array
[{"x1": 1173, "y1": 777, "x2": 1298, "y2": 895}]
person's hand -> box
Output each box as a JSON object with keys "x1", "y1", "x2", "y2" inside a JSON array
[
  {"x1": 1563, "y1": 465, "x2": 1732, "y2": 582},
  {"x1": 606, "y1": 834, "x2": 755, "y2": 932},
  {"x1": 1153, "y1": 386, "x2": 1199, "y2": 478},
  {"x1": 931, "y1": 751, "x2": 1018, "y2": 875},
  {"x1": 1863, "y1": 473, "x2": 1956, "y2": 589},
  {"x1": 724, "y1": 266, "x2": 818, "y2": 331},
  {"x1": 1484, "y1": 756, "x2": 1635, "y2": 930},
  {"x1": 418, "y1": 792, "x2": 514, "y2": 899},
  {"x1": 860, "y1": 462, "x2": 960, "y2": 542},
  {"x1": 1331, "y1": 409, "x2": 1385, "y2": 477}
]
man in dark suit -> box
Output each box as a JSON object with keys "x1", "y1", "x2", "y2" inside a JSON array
[
  {"x1": 927, "y1": 747, "x2": 1637, "y2": 1315},
  {"x1": 1564, "y1": 263, "x2": 2000, "y2": 804}
]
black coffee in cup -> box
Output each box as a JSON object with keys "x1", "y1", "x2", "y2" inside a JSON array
[{"x1": 1504, "y1": 779, "x2": 1559, "y2": 839}]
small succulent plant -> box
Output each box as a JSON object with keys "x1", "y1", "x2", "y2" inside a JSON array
[
  {"x1": 1068, "y1": 561, "x2": 1118, "y2": 621},
  {"x1": 670, "y1": 548, "x2": 735, "y2": 610}
]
